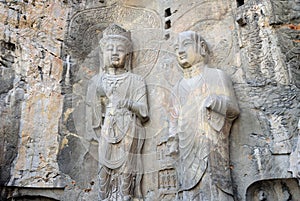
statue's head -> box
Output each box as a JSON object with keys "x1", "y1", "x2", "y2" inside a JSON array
[
  {"x1": 99, "y1": 24, "x2": 132, "y2": 71},
  {"x1": 174, "y1": 31, "x2": 209, "y2": 68}
]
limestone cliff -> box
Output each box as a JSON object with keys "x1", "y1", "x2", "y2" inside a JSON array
[{"x1": 0, "y1": 0, "x2": 299, "y2": 200}]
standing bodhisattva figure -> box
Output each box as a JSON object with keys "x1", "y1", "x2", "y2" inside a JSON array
[
  {"x1": 87, "y1": 24, "x2": 148, "y2": 201},
  {"x1": 168, "y1": 31, "x2": 240, "y2": 200}
]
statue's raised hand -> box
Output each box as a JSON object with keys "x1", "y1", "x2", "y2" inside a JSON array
[
  {"x1": 117, "y1": 99, "x2": 133, "y2": 110},
  {"x1": 204, "y1": 94, "x2": 218, "y2": 110}
]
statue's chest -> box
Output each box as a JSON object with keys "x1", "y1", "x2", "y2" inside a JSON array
[
  {"x1": 178, "y1": 79, "x2": 208, "y2": 105},
  {"x1": 102, "y1": 76, "x2": 129, "y2": 101}
]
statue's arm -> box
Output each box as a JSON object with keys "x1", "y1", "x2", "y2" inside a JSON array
[
  {"x1": 167, "y1": 92, "x2": 179, "y2": 155},
  {"x1": 205, "y1": 95, "x2": 239, "y2": 121},
  {"x1": 205, "y1": 70, "x2": 240, "y2": 120},
  {"x1": 131, "y1": 92, "x2": 149, "y2": 123},
  {"x1": 87, "y1": 74, "x2": 106, "y2": 130},
  {"x1": 118, "y1": 79, "x2": 149, "y2": 122},
  {"x1": 204, "y1": 69, "x2": 240, "y2": 131},
  {"x1": 220, "y1": 70, "x2": 240, "y2": 120},
  {"x1": 169, "y1": 97, "x2": 179, "y2": 138}
]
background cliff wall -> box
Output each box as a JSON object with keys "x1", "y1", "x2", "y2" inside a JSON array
[
  {"x1": 0, "y1": 0, "x2": 299, "y2": 200},
  {"x1": 0, "y1": 1, "x2": 69, "y2": 200}
]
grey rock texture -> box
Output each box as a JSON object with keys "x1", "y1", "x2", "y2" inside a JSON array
[{"x1": 0, "y1": 0, "x2": 299, "y2": 200}]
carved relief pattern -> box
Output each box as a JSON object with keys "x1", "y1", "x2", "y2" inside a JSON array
[
  {"x1": 269, "y1": 0, "x2": 300, "y2": 88},
  {"x1": 158, "y1": 169, "x2": 177, "y2": 193},
  {"x1": 156, "y1": 140, "x2": 178, "y2": 200},
  {"x1": 246, "y1": 179, "x2": 300, "y2": 201},
  {"x1": 246, "y1": 84, "x2": 298, "y2": 156},
  {"x1": 269, "y1": 0, "x2": 300, "y2": 25},
  {"x1": 157, "y1": 142, "x2": 167, "y2": 162},
  {"x1": 234, "y1": 4, "x2": 300, "y2": 200},
  {"x1": 66, "y1": 4, "x2": 162, "y2": 58},
  {"x1": 171, "y1": 1, "x2": 229, "y2": 32},
  {"x1": 237, "y1": 1, "x2": 289, "y2": 85}
]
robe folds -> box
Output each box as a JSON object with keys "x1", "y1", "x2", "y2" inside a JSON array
[
  {"x1": 87, "y1": 72, "x2": 148, "y2": 197},
  {"x1": 169, "y1": 67, "x2": 239, "y2": 200}
]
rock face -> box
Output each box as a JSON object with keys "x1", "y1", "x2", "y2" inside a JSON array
[{"x1": 0, "y1": 0, "x2": 299, "y2": 201}]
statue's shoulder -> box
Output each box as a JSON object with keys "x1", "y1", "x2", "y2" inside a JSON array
[
  {"x1": 204, "y1": 66, "x2": 227, "y2": 75},
  {"x1": 204, "y1": 67, "x2": 230, "y2": 80},
  {"x1": 128, "y1": 72, "x2": 145, "y2": 83},
  {"x1": 90, "y1": 73, "x2": 103, "y2": 82},
  {"x1": 87, "y1": 73, "x2": 104, "y2": 93},
  {"x1": 171, "y1": 78, "x2": 185, "y2": 95}
]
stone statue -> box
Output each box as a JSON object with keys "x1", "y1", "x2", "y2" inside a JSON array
[
  {"x1": 168, "y1": 31, "x2": 240, "y2": 200},
  {"x1": 86, "y1": 24, "x2": 149, "y2": 201}
]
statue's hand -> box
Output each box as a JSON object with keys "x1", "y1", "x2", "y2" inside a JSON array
[
  {"x1": 166, "y1": 135, "x2": 179, "y2": 156},
  {"x1": 96, "y1": 79, "x2": 105, "y2": 97},
  {"x1": 204, "y1": 94, "x2": 218, "y2": 110},
  {"x1": 117, "y1": 99, "x2": 133, "y2": 110}
]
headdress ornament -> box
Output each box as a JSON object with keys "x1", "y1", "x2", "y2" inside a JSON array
[{"x1": 101, "y1": 24, "x2": 131, "y2": 43}]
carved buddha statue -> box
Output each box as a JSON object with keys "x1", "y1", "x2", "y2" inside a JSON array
[
  {"x1": 87, "y1": 24, "x2": 148, "y2": 201},
  {"x1": 168, "y1": 31, "x2": 240, "y2": 201}
]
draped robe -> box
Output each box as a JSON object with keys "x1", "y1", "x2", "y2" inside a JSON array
[
  {"x1": 87, "y1": 71, "x2": 148, "y2": 198},
  {"x1": 169, "y1": 67, "x2": 239, "y2": 200}
]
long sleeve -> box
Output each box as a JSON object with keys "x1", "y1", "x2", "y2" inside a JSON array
[
  {"x1": 131, "y1": 78, "x2": 149, "y2": 123},
  {"x1": 86, "y1": 74, "x2": 103, "y2": 129},
  {"x1": 205, "y1": 68, "x2": 240, "y2": 131}
]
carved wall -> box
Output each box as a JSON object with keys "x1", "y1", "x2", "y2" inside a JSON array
[{"x1": 0, "y1": 0, "x2": 299, "y2": 200}]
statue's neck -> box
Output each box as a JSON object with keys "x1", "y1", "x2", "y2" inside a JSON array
[
  {"x1": 183, "y1": 63, "x2": 206, "y2": 79},
  {"x1": 107, "y1": 66, "x2": 127, "y2": 75}
]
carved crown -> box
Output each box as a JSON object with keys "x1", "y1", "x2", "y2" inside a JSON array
[{"x1": 102, "y1": 24, "x2": 131, "y2": 42}]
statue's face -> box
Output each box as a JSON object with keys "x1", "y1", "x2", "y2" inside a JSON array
[
  {"x1": 103, "y1": 39, "x2": 128, "y2": 69},
  {"x1": 175, "y1": 32, "x2": 201, "y2": 68}
]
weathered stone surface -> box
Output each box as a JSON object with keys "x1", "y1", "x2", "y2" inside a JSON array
[
  {"x1": 164, "y1": 30, "x2": 240, "y2": 200},
  {"x1": 0, "y1": 39, "x2": 19, "y2": 187},
  {"x1": 246, "y1": 178, "x2": 300, "y2": 201},
  {"x1": 0, "y1": 0, "x2": 70, "y2": 199},
  {"x1": 0, "y1": 0, "x2": 299, "y2": 200},
  {"x1": 269, "y1": 0, "x2": 300, "y2": 88}
]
